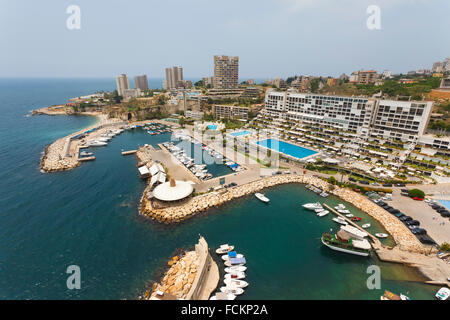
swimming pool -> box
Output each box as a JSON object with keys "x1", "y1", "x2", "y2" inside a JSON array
[
  {"x1": 437, "y1": 200, "x2": 450, "y2": 210},
  {"x1": 207, "y1": 125, "x2": 218, "y2": 130},
  {"x1": 256, "y1": 139, "x2": 317, "y2": 159},
  {"x1": 230, "y1": 130, "x2": 252, "y2": 137}
]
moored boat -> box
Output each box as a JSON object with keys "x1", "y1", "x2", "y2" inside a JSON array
[
  {"x1": 255, "y1": 192, "x2": 270, "y2": 203},
  {"x1": 435, "y1": 287, "x2": 450, "y2": 300},
  {"x1": 224, "y1": 279, "x2": 249, "y2": 288},
  {"x1": 362, "y1": 223, "x2": 371, "y2": 229},
  {"x1": 332, "y1": 217, "x2": 348, "y2": 225},
  {"x1": 224, "y1": 266, "x2": 247, "y2": 273},
  {"x1": 220, "y1": 286, "x2": 245, "y2": 296},
  {"x1": 302, "y1": 202, "x2": 322, "y2": 210},
  {"x1": 317, "y1": 210, "x2": 329, "y2": 217},
  {"x1": 216, "y1": 244, "x2": 234, "y2": 254},
  {"x1": 375, "y1": 233, "x2": 388, "y2": 238},
  {"x1": 224, "y1": 272, "x2": 246, "y2": 280},
  {"x1": 321, "y1": 231, "x2": 371, "y2": 257}
]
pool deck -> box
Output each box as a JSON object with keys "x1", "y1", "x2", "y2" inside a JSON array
[{"x1": 254, "y1": 138, "x2": 320, "y2": 162}]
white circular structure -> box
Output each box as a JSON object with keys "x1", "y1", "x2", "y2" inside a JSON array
[{"x1": 153, "y1": 180, "x2": 194, "y2": 201}]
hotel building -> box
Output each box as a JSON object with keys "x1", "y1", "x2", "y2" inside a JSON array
[
  {"x1": 213, "y1": 55, "x2": 239, "y2": 89},
  {"x1": 263, "y1": 91, "x2": 433, "y2": 143},
  {"x1": 213, "y1": 105, "x2": 249, "y2": 120}
]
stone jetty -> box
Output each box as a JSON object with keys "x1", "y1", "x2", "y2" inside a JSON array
[
  {"x1": 41, "y1": 137, "x2": 80, "y2": 172},
  {"x1": 140, "y1": 173, "x2": 430, "y2": 254}
]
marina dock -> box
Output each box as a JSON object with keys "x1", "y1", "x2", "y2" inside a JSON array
[{"x1": 122, "y1": 149, "x2": 137, "y2": 156}]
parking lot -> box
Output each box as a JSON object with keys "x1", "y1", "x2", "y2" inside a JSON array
[{"x1": 389, "y1": 188, "x2": 450, "y2": 246}]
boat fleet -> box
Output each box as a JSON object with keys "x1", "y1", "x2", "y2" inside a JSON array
[
  {"x1": 144, "y1": 122, "x2": 171, "y2": 135},
  {"x1": 210, "y1": 244, "x2": 248, "y2": 300},
  {"x1": 305, "y1": 184, "x2": 328, "y2": 198}
]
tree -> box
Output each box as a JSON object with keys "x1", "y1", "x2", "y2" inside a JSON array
[
  {"x1": 440, "y1": 242, "x2": 450, "y2": 252},
  {"x1": 408, "y1": 188, "x2": 425, "y2": 198}
]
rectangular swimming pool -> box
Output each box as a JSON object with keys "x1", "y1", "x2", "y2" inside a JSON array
[
  {"x1": 256, "y1": 139, "x2": 317, "y2": 159},
  {"x1": 230, "y1": 130, "x2": 252, "y2": 137},
  {"x1": 207, "y1": 125, "x2": 218, "y2": 130}
]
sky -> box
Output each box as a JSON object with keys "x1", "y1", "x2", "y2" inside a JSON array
[{"x1": 1, "y1": 0, "x2": 449, "y2": 79}]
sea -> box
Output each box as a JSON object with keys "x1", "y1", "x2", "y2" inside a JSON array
[{"x1": 0, "y1": 78, "x2": 439, "y2": 299}]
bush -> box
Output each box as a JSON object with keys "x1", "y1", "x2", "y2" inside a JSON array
[
  {"x1": 440, "y1": 242, "x2": 450, "y2": 252},
  {"x1": 408, "y1": 188, "x2": 425, "y2": 198}
]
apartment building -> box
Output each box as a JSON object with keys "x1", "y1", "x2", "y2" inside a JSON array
[
  {"x1": 134, "y1": 75, "x2": 148, "y2": 91},
  {"x1": 213, "y1": 56, "x2": 239, "y2": 89},
  {"x1": 213, "y1": 105, "x2": 249, "y2": 120},
  {"x1": 165, "y1": 66, "x2": 184, "y2": 89},
  {"x1": 185, "y1": 110, "x2": 204, "y2": 120},
  {"x1": 115, "y1": 74, "x2": 130, "y2": 96},
  {"x1": 263, "y1": 91, "x2": 433, "y2": 142},
  {"x1": 350, "y1": 70, "x2": 378, "y2": 84}
]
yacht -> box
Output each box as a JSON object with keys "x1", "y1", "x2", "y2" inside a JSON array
[
  {"x1": 317, "y1": 210, "x2": 329, "y2": 217},
  {"x1": 255, "y1": 193, "x2": 270, "y2": 203},
  {"x1": 332, "y1": 217, "x2": 348, "y2": 225},
  {"x1": 302, "y1": 202, "x2": 323, "y2": 210},
  {"x1": 86, "y1": 140, "x2": 107, "y2": 147}
]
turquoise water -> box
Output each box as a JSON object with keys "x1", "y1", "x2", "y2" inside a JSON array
[
  {"x1": 207, "y1": 125, "x2": 218, "y2": 130},
  {"x1": 230, "y1": 130, "x2": 252, "y2": 137},
  {"x1": 0, "y1": 79, "x2": 438, "y2": 300},
  {"x1": 257, "y1": 138, "x2": 318, "y2": 159},
  {"x1": 437, "y1": 200, "x2": 450, "y2": 210}
]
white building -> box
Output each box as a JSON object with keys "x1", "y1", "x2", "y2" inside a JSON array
[{"x1": 115, "y1": 74, "x2": 130, "y2": 96}]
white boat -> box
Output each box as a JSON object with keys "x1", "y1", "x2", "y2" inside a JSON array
[
  {"x1": 222, "y1": 253, "x2": 244, "y2": 261},
  {"x1": 224, "y1": 260, "x2": 245, "y2": 267},
  {"x1": 335, "y1": 204, "x2": 346, "y2": 210},
  {"x1": 224, "y1": 279, "x2": 249, "y2": 288},
  {"x1": 87, "y1": 140, "x2": 107, "y2": 147},
  {"x1": 220, "y1": 286, "x2": 245, "y2": 296},
  {"x1": 340, "y1": 225, "x2": 368, "y2": 240},
  {"x1": 435, "y1": 287, "x2": 450, "y2": 300},
  {"x1": 224, "y1": 272, "x2": 246, "y2": 280},
  {"x1": 314, "y1": 208, "x2": 325, "y2": 213},
  {"x1": 337, "y1": 209, "x2": 351, "y2": 214},
  {"x1": 224, "y1": 266, "x2": 247, "y2": 273},
  {"x1": 321, "y1": 233, "x2": 370, "y2": 257},
  {"x1": 362, "y1": 223, "x2": 371, "y2": 229},
  {"x1": 210, "y1": 292, "x2": 236, "y2": 300},
  {"x1": 317, "y1": 210, "x2": 329, "y2": 217},
  {"x1": 302, "y1": 202, "x2": 322, "y2": 210},
  {"x1": 216, "y1": 244, "x2": 234, "y2": 255},
  {"x1": 255, "y1": 193, "x2": 270, "y2": 203},
  {"x1": 79, "y1": 151, "x2": 93, "y2": 157},
  {"x1": 319, "y1": 191, "x2": 329, "y2": 198},
  {"x1": 345, "y1": 213, "x2": 354, "y2": 218},
  {"x1": 332, "y1": 217, "x2": 348, "y2": 225},
  {"x1": 375, "y1": 233, "x2": 388, "y2": 238}
]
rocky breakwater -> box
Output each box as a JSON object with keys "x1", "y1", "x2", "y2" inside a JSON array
[
  {"x1": 143, "y1": 251, "x2": 199, "y2": 300},
  {"x1": 41, "y1": 137, "x2": 79, "y2": 172}
]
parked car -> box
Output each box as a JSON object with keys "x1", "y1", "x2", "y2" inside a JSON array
[
  {"x1": 360, "y1": 180, "x2": 370, "y2": 185},
  {"x1": 418, "y1": 235, "x2": 436, "y2": 245},
  {"x1": 412, "y1": 228, "x2": 427, "y2": 235},
  {"x1": 394, "y1": 212, "x2": 405, "y2": 218},
  {"x1": 399, "y1": 216, "x2": 412, "y2": 222},
  {"x1": 349, "y1": 177, "x2": 356, "y2": 182},
  {"x1": 406, "y1": 220, "x2": 420, "y2": 226},
  {"x1": 395, "y1": 183, "x2": 406, "y2": 187},
  {"x1": 383, "y1": 183, "x2": 393, "y2": 187},
  {"x1": 400, "y1": 189, "x2": 409, "y2": 193},
  {"x1": 440, "y1": 211, "x2": 450, "y2": 218}
]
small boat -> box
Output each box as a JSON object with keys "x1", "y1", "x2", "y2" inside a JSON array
[
  {"x1": 224, "y1": 260, "x2": 245, "y2": 267},
  {"x1": 216, "y1": 244, "x2": 234, "y2": 255},
  {"x1": 220, "y1": 286, "x2": 245, "y2": 296},
  {"x1": 375, "y1": 233, "x2": 388, "y2": 238},
  {"x1": 302, "y1": 202, "x2": 322, "y2": 210},
  {"x1": 335, "y1": 204, "x2": 346, "y2": 210},
  {"x1": 255, "y1": 193, "x2": 270, "y2": 203},
  {"x1": 381, "y1": 290, "x2": 410, "y2": 300},
  {"x1": 80, "y1": 151, "x2": 93, "y2": 157},
  {"x1": 362, "y1": 223, "x2": 371, "y2": 229},
  {"x1": 224, "y1": 279, "x2": 249, "y2": 288},
  {"x1": 332, "y1": 217, "x2": 348, "y2": 225},
  {"x1": 345, "y1": 213, "x2": 354, "y2": 218},
  {"x1": 86, "y1": 140, "x2": 107, "y2": 147},
  {"x1": 222, "y1": 253, "x2": 244, "y2": 261},
  {"x1": 210, "y1": 292, "x2": 236, "y2": 300},
  {"x1": 319, "y1": 191, "x2": 329, "y2": 198},
  {"x1": 224, "y1": 272, "x2": 246, "y2": 280},
  {"x1": 225, "y1": 266, "x2": 247, "y2": 273},
  {"x1": 315, "y1": 208, "x2": 325, "y2": 213},
  {"x1": 338, "y1": 209, "x2": 351, "y2": 214},
  {"x1": 351, "y1": 217, "x2": 361, "y2": 222},
  {"x1": 317, "y1": 210, "x2": 329, "y2": 217},
  {"x1": 435, "y1": 287, "x2": 450, "y2": 300}
]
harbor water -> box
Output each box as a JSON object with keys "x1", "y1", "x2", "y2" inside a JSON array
[{"x1": 0, "y1": 78, "x2": 439, "y2": 299}]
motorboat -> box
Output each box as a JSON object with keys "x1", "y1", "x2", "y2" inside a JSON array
[
  {"x1": 255, "y1": 193, "x2": 270, "y2": 203},
  {"x1": 224, "y1": 272, "x2": 246, "y2": 280},
  {"x1": 351, "y1": 217, "x2": 361, "y2": 222},
  {"x1": 302, "y1": 202, "x2": 322, "y2": 210},
  {"x1": 340, "y1": 225, "x2": 368, "y2": 240},
  {"x1": 317, "y1": 210, "x2": 329, "y2": 217},
  {"x1": 220, "y1": 286, "x2": 245, "y2": 296},
  {"x1": 222, "y1": 253, "x2": 244, "y2": 261},
  {"x1": 338, "y1": 209, "x2": 351, "y2": 214},
  {"x1": 362, "y1": 223, "x2": 371, "y2": 229},
  {"x1": 332, "y1": 217, "x2": 348, "y2": 225},
  {"x1": 210, "y1": 292, "x2": 236, "y2": 300},
  {"x1": 435, "y1": 287, "x2": 450, "y2": 300},
  {"x1": 216, "y1": 244, "x2": 234, "y2": 255},
  {"x1": 224, "y1": 279, "x2": 249, "y2": 288},
  {"x1": 224, "y1": 260, "x2": 245, "y2": 267},
  {"x1": 319, "y1": 191, "x2": 329, "y2": 198},
  {"x1": 334, "y1": 204, "x2": 346, "y2": 210},
  {"x1": 321, "y1": 232, "x2": 370, "y2": 257},
  {"x1": 86, "y1": 140, "x2": 107, "y2": 147},
  {"x1": 225, "y1": 266, "x2": 247, "y2": 273},
  {"x1": 345, "y1": 213, "x2": 354, "y2": 218},
  {"x1": 375, "y1": 233, "x2": 388, "y2": 238},
  {"x1": 79, "y1": 151, "x2": 93, "y2": 157}
]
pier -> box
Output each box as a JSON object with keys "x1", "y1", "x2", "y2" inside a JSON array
[{"x1": 122, "y1": 149, "x2": 137, "y2": 156}]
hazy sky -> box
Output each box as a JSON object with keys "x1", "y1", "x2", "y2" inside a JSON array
[{"x1": 1, "y1": 0, "x2": 449, "y2": 78}]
